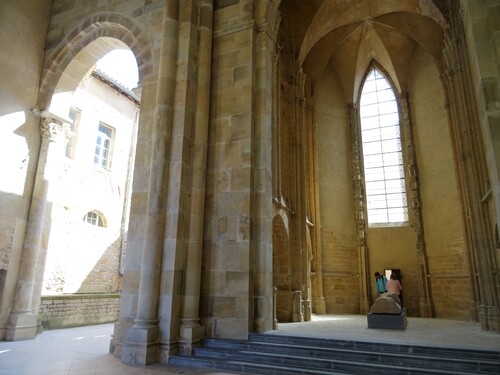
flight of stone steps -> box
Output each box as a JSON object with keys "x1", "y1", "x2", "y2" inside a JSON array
[{"x1": 169, "y1": 333, "x2": 500, "y2": 374}]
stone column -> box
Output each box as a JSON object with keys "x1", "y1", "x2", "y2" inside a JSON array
[
  {"x1": 251, "y1": 2, "x2": 278, "y2": 333},
  {"x1": 441, "y1": 1, "x2": 500, "y2": 332},
  {"x1": 6, "y1": 114, "x2": 66, "y2": 340},
  {"x1": 399, "y1": 94, "x2": 433, "y2": 317},
  {"x1": 306, "y1": 96, "x2": 326, "y2": 314},
  {"x1": 121, "y1": 2, "x2": 179, "y2": 365},
  {"x1": 297, "y1": 85, "x2": 312, "y2": 322},
  {"x1": 178, "y1": 0, "x2": 213, "y2": 355},
  {"x1": 348, "y1": 104, "x2": 371, "y2": 314},
  {"x1": 304, "y1": 221, "x2": 313, "y2": 321},
  {"x1": 292, "y1": 290, "x2": 303, "y2": 322}
]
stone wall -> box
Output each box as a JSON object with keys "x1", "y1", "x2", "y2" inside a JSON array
[
  {"x1": 461, "y1": 0, "x2": 500, "y2": 271},
  {"x1": 2, "y1": 0, "x2": 500, "y2": 357},
  {"x1": 39, "y1": 294, "x2": 120, "y2": 330},
  {"x1": 410, "y1": 45, "x2": 470, "y2": 319},
  {"x1": 202, "y1": 0, "x2": 257, "y2": 339},
  {"x1": 316, "y1": 65, "x2": 359, "y2": 314},
  {"x1": 428, "y1": 246, "x2": 471, "y2": 320},
  {"x1": 272, "y1": 217, "x2": 291, "y2": 290},
  {"x1": 0, "y1": 0, "x2": 53, "y2": 340}
]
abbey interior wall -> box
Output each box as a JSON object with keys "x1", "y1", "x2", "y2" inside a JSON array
[
  {"x1": 202, "y1": 1, "x2": 256, "y2": 339},
  {"x1": 313, "y1": 38, "x2": 470, "y2": 318},
  {"x1": 1, "y1": 0, "x2": 500, "y2": 355},
  {"x1": 410, "y1": 46, "x2": 470, "y2": 320},
  {"x1": 316, "y1": 67, "x2": 359, "y2": 314},
  {"x1": 0, "y1": 0, "x2": 52, "y2": 338},
  {"x1": 461, "y1": 0, "x2": 500, "y2": 272}
]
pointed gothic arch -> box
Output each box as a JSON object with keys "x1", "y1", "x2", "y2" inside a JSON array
[{"x1": 358, "y1": 64, "x2": 408, "y2": 226}]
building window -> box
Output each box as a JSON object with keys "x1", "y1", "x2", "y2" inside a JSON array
[
  {"x1": 83, "y1": 211, "x2": 105, "y2": 227},
  {"x1": 65, "y1": 108, "x2": 80, "y2": 159},
  {"x1": 359, "y1": 67, "x2": 408, "y2": 226},
  {"x1": 94, "y1": 123, "x2": 114, "y2": 170}
]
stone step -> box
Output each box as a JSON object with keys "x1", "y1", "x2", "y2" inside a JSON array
[
  {"x1": 170, "y1": 355, "x2": 349, "y2": 375},
  {"x1": 169, "y1": 334, "x2": 500, "y2": 375},
  {"x1": 248, "y1": 333, "x2": 500, "y2": 361},
  {"x1": 170, "y1": 352, "x2": 487, "y2": 375},
  {"x1": 197, "y1": 340, "x2": 499, "y2": 374}
]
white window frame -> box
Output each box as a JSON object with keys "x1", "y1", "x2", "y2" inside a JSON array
[
  {"x1": 359, "y1": 67, "x2": 408, "y2": 227},
  {"x1": 83, "y1": 210, "x2": 106, "y2": 227},
  {"x1": 94, "y1": 122, "x2": 114, "y2": 170}
]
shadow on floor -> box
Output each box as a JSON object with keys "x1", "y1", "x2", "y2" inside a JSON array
[{"x1": 0, "y1": 315, "x2": 498, "y2": 375}]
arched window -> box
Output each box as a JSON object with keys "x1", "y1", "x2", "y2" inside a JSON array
[
  {"x1": 359, "y1": 67, "x2": 408, "y2": 226},
  {"x1": 83, "y1": 210, "x2": 105, "y2": 227}
]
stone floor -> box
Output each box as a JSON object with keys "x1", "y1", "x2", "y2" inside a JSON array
[
  {"x1": 0, "y1": 315, "x2": 499, "y2": 375},
  {"x1": 274, "y1": 314, "x2": 500, "y2": 351}
]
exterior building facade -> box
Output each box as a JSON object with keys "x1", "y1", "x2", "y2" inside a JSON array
[
  {"x1": 0, "y1": 0, "x2": 499, "y2": 367},
  {"x1": 38, "y1": 69, "x2": 139, "y2": 329},
  {"x1": 44, "y1": 70, "x2": 138, "y2": 296}
]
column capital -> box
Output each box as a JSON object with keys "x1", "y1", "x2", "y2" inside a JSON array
[
  {"x1": 40, "y1": 116, "x2": 67, "y2": 142},
  {"x1": 40, "y1": 117, "x2": 63, "y2": 142}
]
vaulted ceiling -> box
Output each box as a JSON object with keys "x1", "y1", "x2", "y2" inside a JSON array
[{"x1": 279, "y1": 0, "x2": 448, "y2": 100}]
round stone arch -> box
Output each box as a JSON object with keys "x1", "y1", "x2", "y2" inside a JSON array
[{"x1": 36, "y1": 12, "x2": 153, "y2": 111}]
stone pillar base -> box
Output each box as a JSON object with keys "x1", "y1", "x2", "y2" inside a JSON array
[
  {"x1": 109, "y1": 320, "x2": 132, "y2": 358},
  {"x1": 5, "y1": 313, "x2": 38, "y2": 341},
  {"x1": 486, "y1": 305, "x2": 500, "y2": 332},
  {"x1": 470, "y1": 301, "x2": 479, "y2": 322},
  {"x1": 303, "y1": 299, "x2": 312, "y2": 321},
  {"x1": 418, "y1": 298, "x2": 433, "y2": 317},
  {"x1": 121, "y1": 326, "x2": 159, "y2": 366},
  {"x1": 479, "y1": 304, "x2": 500, "y2": 332},
  {"x1": 178, "y1": 323, "x2": 205, "y2": 355},
  {"x1": 292, "y1": 290, "x2": 304, "y2": 322},
  {"x1": 360, "y1": 297, "x2": 371, "y2": 314},
  {"x1": 313, "y1": 296, "x2": 326, "y2": 314},
  {"x1": 479, "y1": 304, "x2": 489, "y2": 331}
]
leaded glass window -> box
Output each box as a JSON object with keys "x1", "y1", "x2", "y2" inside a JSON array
[{"x1": 359, "y1": 68, "x2": 408, "y2": 226}]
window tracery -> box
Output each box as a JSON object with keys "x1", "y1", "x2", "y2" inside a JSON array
[{"x1": 359, "y1": 67, "x2": 408, "y2": 226}]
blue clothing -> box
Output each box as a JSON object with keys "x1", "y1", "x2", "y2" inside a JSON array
[{"x1": 375, "y1": 275, "x2": 387, "y2": 293}]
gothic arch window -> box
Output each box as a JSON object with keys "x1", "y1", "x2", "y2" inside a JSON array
[
  {"x1": 359, "y1": 67, "x2": 408, "y2": 226},
  {"x1": 83, "y1": 210, "x2": 106, "y2": 227}
]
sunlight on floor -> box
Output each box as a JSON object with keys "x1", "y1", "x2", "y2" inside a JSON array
[{"x1": 311, "y1": 314, "x2": 349, "y2": 322}]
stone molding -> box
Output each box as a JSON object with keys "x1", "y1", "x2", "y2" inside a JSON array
[{"x1": 399, "y1": 93, "x2": 433, "y2": 317}]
